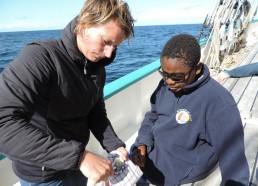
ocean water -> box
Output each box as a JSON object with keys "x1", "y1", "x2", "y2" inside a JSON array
[{"x1": 0, "y1": 24, "x2": 202, "y2": 83}]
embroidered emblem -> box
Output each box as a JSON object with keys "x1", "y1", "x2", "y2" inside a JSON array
[{"x1": 176, "y1": 109, "x2": 191, "y2": 124}]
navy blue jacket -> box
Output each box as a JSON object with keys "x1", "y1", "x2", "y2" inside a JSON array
[
  {"x1": 0, "y1": 17, "x2": 124, "y2": 182},
  {"x1": 135, "y1": 64, "x2": 249, "y2": 185}
]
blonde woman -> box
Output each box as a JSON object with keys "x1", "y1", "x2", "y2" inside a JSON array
[{"x1": 0, "y1": 0, "x2": 134, "y2": 185}]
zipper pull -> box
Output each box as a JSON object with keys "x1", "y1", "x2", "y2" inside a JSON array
[{"x1": 84, "y1": 59, "x2": 88, "y2": 75}]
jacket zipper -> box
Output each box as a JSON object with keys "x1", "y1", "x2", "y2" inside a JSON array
[
  {"x1": 174, "y1": 93, "x2": 181, "y2": 111},
  {"x1": 83, "y1": 59, "x2": 88, "y2": 75},
  {"x1": 176, "y1": 96, "x2": 180, "y2": 104}
]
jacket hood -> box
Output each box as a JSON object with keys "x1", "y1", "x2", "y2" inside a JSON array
[
  {"x1": 61, "y1": 16, "x2": 116, "y2": 67},
  {"x1": 182, "y1": 63, "x2": 210, "y2": 93}
]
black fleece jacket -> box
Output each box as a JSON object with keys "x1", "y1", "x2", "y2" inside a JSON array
[{"x1": 0, "y1": 17, "x2": 125, "y2": 182}]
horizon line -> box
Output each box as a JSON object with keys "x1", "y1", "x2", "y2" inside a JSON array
[{"x1": 0, "y1": 22, "x2": 203, "y2": 33}]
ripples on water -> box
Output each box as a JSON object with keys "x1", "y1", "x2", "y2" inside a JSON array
[{"x1": 0, "y1": 24, "x2": 202, "y2": 83}]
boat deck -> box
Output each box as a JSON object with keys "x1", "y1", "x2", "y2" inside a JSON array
[{"x1": 182, "y1": 43, "x2": 258, "y2": 185}]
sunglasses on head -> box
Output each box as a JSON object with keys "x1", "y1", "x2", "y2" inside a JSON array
[{"x1": 158, "y1": 66, "x2": 193, "y2": 82}]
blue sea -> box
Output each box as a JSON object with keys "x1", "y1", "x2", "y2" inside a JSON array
[{"x1": 0, "y1": 24, "x2": 202, "y2": 83}]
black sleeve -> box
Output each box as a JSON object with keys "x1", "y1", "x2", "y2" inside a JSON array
[
  {"x1": 0, "y1": 44, "x2": 84, "y2": 170},
  {"x1": 87, "y1": 57, "x2": 125, "y2": 153},
  {"x1": 88, "y1": 97, "x2": 125, "y2": 153}
]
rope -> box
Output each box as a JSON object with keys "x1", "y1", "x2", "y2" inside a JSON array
[
  {"x1": 202, "y1": 0, "x2": 257, "y2": 75},
  {"x1": 203, "y1": 0, "x2": 234, "y2": 69}
]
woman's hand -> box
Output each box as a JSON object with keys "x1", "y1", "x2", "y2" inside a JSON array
[
  {"x1": 115, "y1": 146, "x2": 129, "y2": 161},
  {"x1": 79, "y1": 151, "x2": 113, "y2": 184}
]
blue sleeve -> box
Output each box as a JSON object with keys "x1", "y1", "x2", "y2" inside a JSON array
[
  {"x1": 134, "y1": 81, "x2": 162, "y2": 151},
  {"x1": 226, "y1": 62, "x2": 258, "y2": 77},
  {"x1": 134, "y1": 104, "x2": 157, "y2": 151},
  {"x1": 206, "y1": 93, "x2": 249, "y2": 185}
]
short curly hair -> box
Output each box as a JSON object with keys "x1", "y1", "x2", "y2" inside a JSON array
[{"x1": 161, "y1": 34, "x2": 200, "y2": 68}]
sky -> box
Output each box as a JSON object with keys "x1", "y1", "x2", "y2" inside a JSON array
[{"x1": 0, "y1": 0, "x2": 218, "y2": 32}]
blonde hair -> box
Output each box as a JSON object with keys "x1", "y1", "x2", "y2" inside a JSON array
[{"x1": 75, "y1": 0, "x2": 135, "y2": 39}]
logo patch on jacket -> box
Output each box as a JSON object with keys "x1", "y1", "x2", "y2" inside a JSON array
[{"x1": 176, "y1": 109, "x2": 192, "y2": 124}]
